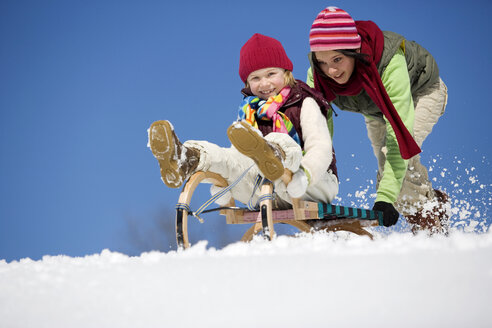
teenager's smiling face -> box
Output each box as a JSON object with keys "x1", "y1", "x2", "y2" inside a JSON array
[
  {"x1": 247, "y1": 67, "x2": 286, "y2": 100},
  {"x1": 315, "y1": 50, "x2": 356, "y2": 85}
]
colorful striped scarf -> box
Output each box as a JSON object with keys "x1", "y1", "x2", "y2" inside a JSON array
[{"x1": 238, "y1": 86, "x2": 301, "y2": 145}]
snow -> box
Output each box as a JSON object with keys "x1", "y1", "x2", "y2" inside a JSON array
[
  {"x1": 1, "y1": 230, "x2": 491, "y2": 328},
  {"x1": 1, "y1": 149, "x2": 490, "y2": 327}
]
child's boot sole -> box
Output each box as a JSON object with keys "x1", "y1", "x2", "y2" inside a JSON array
[
  {"x1": 148, "y1": 120, "x2": 184, "y2": 188},
  {"x1": 227, "y1": 121, "x2": 284, "y2": 181}
]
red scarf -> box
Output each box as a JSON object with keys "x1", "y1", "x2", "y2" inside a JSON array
[{"x1": 313, "y1": 20, "x2": 421, "y2": 160}]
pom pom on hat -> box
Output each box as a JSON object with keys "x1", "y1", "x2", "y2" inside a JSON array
[
  {"x1": 239, "y1": 33, "x2": 293, "y2": 83},
  {"x1": 309, "y1": 6, "x2": 361, "y2": 52}
]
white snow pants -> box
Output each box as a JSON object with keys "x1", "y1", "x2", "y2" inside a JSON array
[
  {"x1": 365, "y1": 78, "x2": 448, "y2": 216},
  {"x1": 184, "y1": 132, "x2": 338, "y2": 209}
]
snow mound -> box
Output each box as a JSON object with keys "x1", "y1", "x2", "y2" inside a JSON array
[{"x1": 1, "y1": 230, "x2": 491, "y2": 328}]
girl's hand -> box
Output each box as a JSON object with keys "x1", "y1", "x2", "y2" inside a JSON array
[{"x1": 287, "y1": 170, "x2": 309, "y2": 198}]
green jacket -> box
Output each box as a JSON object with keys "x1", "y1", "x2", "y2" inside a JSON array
[{"x1": 307, "y1": 31, "x2": 439, "y2": 204}]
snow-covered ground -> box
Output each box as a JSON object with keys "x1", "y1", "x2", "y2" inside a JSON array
[
  {"x1": 1, "y1": 229, "x2": 491, "y2": 328},
  {"x1": 1, "y1": 154, "x2": 490, "y2": 327}
]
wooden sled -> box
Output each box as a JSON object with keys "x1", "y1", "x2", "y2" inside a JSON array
[{"x1": 175, "y1": 170, "x2": 383, "y2": 249}]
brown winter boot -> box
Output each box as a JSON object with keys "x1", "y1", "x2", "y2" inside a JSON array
[
  {"x1": 148, "y1": 120, "x2": 200, "y2": 188},
  {"x1": 405, "y1": 189, "x2": 450, "y2": 234},
  {"x1": 227, "y1": 121, "x2": 285, "y2": 181}
]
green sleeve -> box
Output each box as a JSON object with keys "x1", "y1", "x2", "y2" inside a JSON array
[
  {"x1": 307, "y1": 67, "x2": 314, "y2": 87},
  {"x1": 375, "y1": 47, "x2": 415, "y2": 204},
  {"x1": 306, "y1": 67, "x2": 334, "y2": 139}
]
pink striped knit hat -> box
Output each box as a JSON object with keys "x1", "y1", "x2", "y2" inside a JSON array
[{"x1": 309, "y1": 6, "x2": 361, "y2": 52}]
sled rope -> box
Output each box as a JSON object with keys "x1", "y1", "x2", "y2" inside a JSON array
[
  {"x1": 247, "y1": 174, "x2": 266, "y2": 211},
  {"x1": 176, "y1": 164, "x2": 256, "y2": 222}
]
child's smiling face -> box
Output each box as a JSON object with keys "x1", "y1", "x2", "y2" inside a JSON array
[
  {"x1": 247, "y1": 67, "x2": 286, "y2": 100},
  {"x1": 315, "y1": 50, "x2": 356, "y2": 85}
]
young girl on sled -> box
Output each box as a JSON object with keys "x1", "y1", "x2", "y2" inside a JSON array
[{"x1": 148, "y1": 33, "x2": 339, "y2": 219}]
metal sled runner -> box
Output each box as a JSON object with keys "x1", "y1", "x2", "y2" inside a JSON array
[{"x1": 175, "y1": 170, "x2": 383, "y2": 249}]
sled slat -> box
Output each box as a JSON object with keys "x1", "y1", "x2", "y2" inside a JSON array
[
  {"x1": 241, "y1": 208, "x2": 318, "y2": 223},
  {"x1": 318, "y1": 203, "x2": 383, "y2": 225},
  {"x1": 223, "y1": 202, "x2": 382, "y2": 225}
]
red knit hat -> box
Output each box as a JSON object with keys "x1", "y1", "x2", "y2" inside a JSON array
[
  {"x1": 310, "y1": 6, "x2": 361, "y2": 52},
  {"x1": 239, "y1": 33, "x2": 293, "y2": 83}
]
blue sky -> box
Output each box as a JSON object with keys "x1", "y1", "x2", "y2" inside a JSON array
[{"x1": 1, "y1": 0, "x2": 491, "y2": 262}]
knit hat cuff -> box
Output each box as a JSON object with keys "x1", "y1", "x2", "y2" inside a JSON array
[{"x1": 239, "y1": 48, "x2": 293, "y2": 82}]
